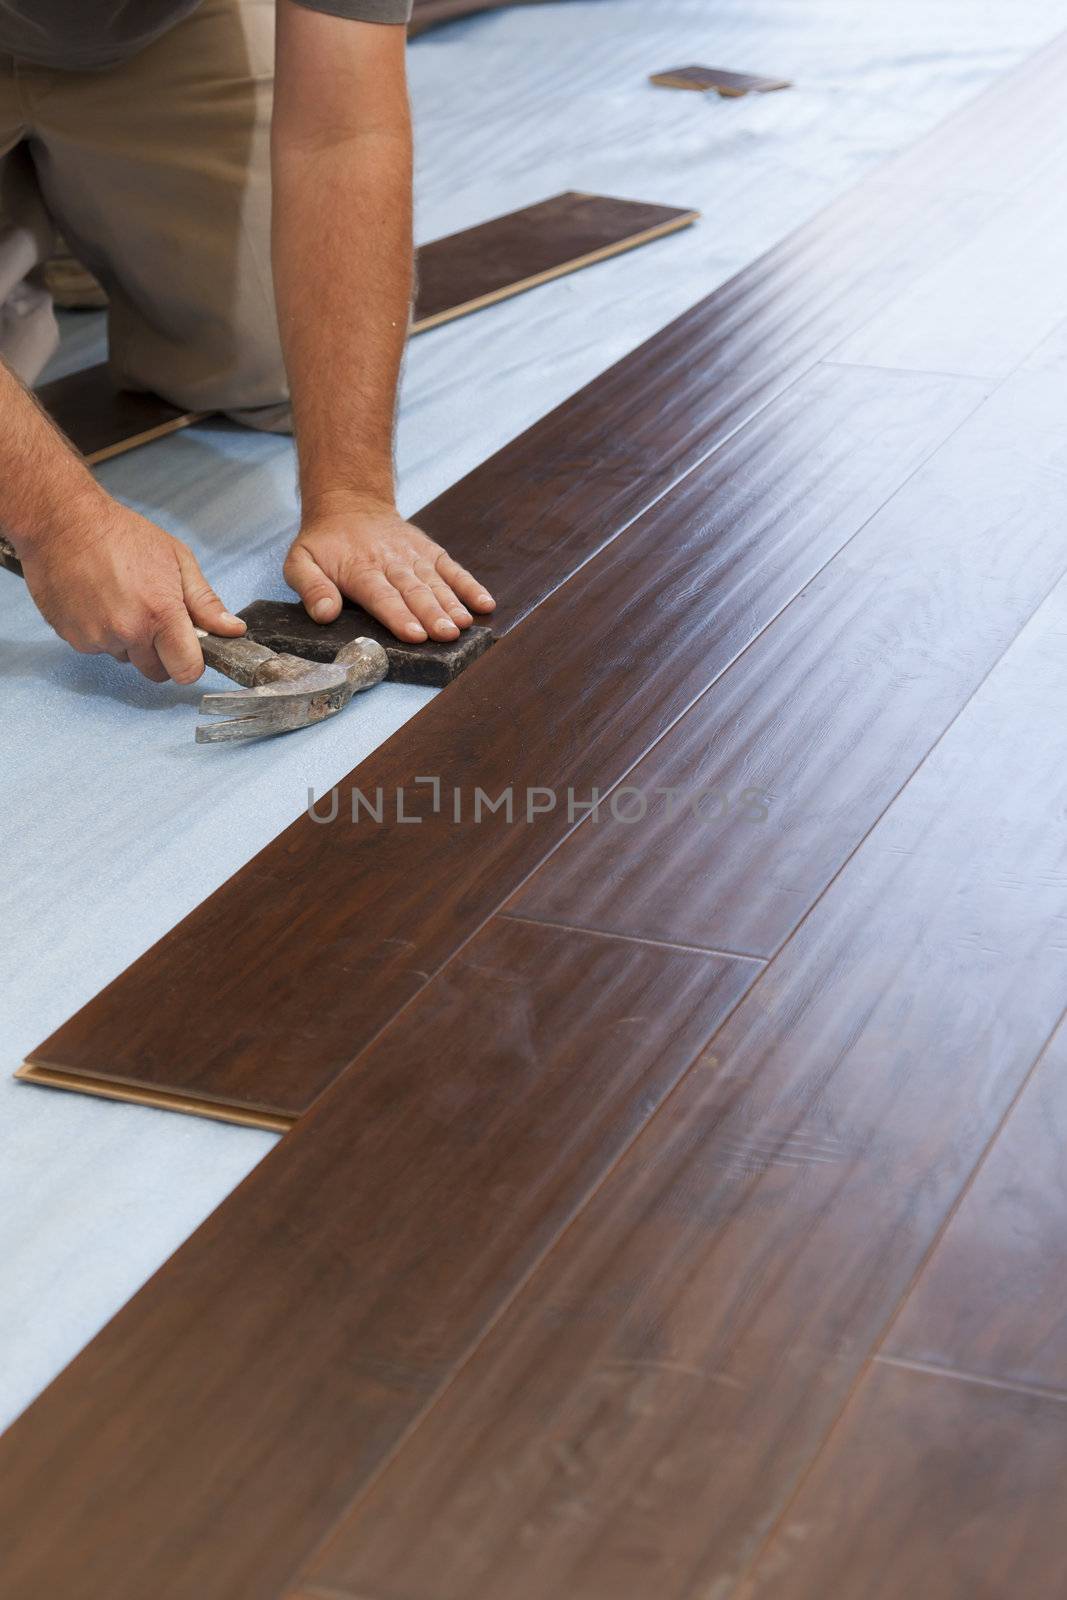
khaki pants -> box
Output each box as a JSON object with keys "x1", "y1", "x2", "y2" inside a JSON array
[{"x1": 0, "y1": 0, "x2": 290, "y2": 430}]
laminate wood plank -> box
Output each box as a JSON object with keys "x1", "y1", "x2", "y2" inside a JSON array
[
  {"x1": 830, "y1": 186, "x2": 1067, "y2": 381},
  {"x1": 296, "y1": 579, "x2": 1067, "y2": 1600},
  {"x1": 0, "y1": 920, "x2": 758, "y2": 1600},
  {"x1": 735, "y1": 1362, "x2": 1067, "y2": 1600},
  {"x1": 410, "y1": 192, "x2": 699, "y2": 331},
  {"x1": 650, "y1": 66, "x2": 792, "y2": 96},
  {"x1": 23, "y1": 363, "x2": 982, "y2": 1120},
  {"x1": 35, "y1": 363, "x2": 202, "y2": 465},
  {"x1": 884, "y1": 1018, "x2": 1067, "y2": 1391},
  {"x1": 509, "y1": 355, "x2": 1067, "y2": 956},
  {"x1": 36, "y1": 193, "x2": 696, "y2": 462}
]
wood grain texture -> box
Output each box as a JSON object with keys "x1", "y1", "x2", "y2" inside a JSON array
[
  {"x1": 0, "y1": 921, "x2": 757, "y2": 1600},
  {"x1": 736, "y1": 1362, "x2": 1067, "y2": 1600},
  {"x1": 885, "y1": 1017, "x2": 1067, "y2": 1391},
  {"x1": 36, "y1": 193, "x2": 695, "y2": 462},
  {"x1": 24, "y1": 362, "x2": 981, "y2": 1119},
  {"x1": 411, "y1": 192, "x2": 698, "y2": 331},
  {"x1": 511, "y1": 354, "x2": 1067, "y2": 956},
  {"x1": 298, "y1": 573, "x2": 1067, "y2": 1600},
  {"x1": 650, "y1": 66, "x2": 792, "y2": 96}
]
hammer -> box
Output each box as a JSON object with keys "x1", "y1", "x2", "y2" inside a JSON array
[{"x1": 0, "y1": 530, "x2": 387, "y2": 742}]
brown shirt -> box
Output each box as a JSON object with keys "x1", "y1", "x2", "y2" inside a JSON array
[{"x1": 0, "y1": 0, "x2": 413, "y2": 71}]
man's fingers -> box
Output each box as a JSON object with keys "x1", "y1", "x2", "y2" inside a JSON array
[
  {"x1": 343, "y1": 567, "x2": 428, "y2": 642},
  {"x1": 387, "y1": 562, "x2": 460, "y2": 641},
  {"x1": 285, "y1": 544, "x2": 344, "y2": 624},
  {"x1": 416, "y1": 558, "x2": 472, "y2": 628},
  {"x1": 153, "y1": 612, "x2": 206, "y2": 685},
  {"x1": 434, "y1": 552, "x2": 495, "y2": 613},
  {"x1": 177, "y1": 546, "x2": 245, "y2": 636}
]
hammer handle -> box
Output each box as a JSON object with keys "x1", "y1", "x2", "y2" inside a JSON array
[{"x1": 193, "y1": 628, "x2": 285, "y2": 688}]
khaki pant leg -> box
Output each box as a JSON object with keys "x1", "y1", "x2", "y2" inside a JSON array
[
  {"x1": 19, "y1": 0, "x2": 289, "y2": 428},
  {"x1": 0, "y1": 58, "x2": 58, "y2": 383}
]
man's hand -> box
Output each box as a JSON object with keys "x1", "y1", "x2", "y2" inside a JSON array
[
  {"x1": 18, "y1": 493, "x2": 246, "y2": 683},
  {"x1": 284, "y1": 495, "x2": 495, "y2": 643}
]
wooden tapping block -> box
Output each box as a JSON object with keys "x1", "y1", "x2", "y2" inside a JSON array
[
  {"x1": 650, "y1": 65, "x2": 793, "y2": 97},
  {"x1": 238, "y1": 598, "x2": 495, "y2": 688},
  {"x1": 35, "y1": 193, "x2": 698, "y2": 463}
]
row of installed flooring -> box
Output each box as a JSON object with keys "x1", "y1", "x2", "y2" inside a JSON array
[{"x1": 7, "y1": 32, "x2": 1067, "y2": 1600}]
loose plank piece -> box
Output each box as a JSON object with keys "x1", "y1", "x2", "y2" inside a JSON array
[
  {"x1": 651, "y1": 65, "x2": 792, "y2": 96},
  {"x1": 37, "y1": 192, "x2": 697, "y2": 462}
]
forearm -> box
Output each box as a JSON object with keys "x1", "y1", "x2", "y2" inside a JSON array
[
  {"x1": 0, "y1": 360, "x2": 107, "y2": 553},
  {"x1": 272, "y1": 116, "x2": 413, "y2": 515}
]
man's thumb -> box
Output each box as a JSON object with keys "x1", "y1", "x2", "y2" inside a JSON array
[
  {"x1": 285, "y1": 544, "x2": 343, "y2": 624},
  {"x1": 178, "y1": 548, "x2": 245, "y2": 635}
]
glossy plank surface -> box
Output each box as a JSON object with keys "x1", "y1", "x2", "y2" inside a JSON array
[
  {"x1": 411, "y1": 192, "x2": 698, "y2": 330},
  {"x1": 737, "y1": 1363, "x2": 1067, "y2": 1600},
  {"x1": 26, "y1": 363, "x2": 981, "y2": 1117},
  {"x1": 300, "y1": 580, "x2": 1067, "y2": 1600},
  {"x1": 0, "y1": 921, "x2": 757, "y2": 1600},
  {"x1": 511, "y1": 357, "x2": 1067, "y2": 956},
  {"x1": 885, "y1": 1018, "x2": 1067, "y2": 1391}
]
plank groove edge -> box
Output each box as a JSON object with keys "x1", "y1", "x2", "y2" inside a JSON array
[{"x1": 14, "y1": 1062, "x2": 293, "y2": 1134}]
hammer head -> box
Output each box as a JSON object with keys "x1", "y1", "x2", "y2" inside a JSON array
[{"x1": 196, "y1": 638, "x2": 388, "y2": 743}]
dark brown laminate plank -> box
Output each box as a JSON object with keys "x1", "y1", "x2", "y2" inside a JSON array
[
  {"x1": 24, "y1": 363, "x2": 983, "y2": 1118},
  {"x1": 509, "y1": 350, "x2": 1067, "y2": 956},
  {"x1": 296, "y1": 579, "x2": 1067, "y2": 1600},
  {"x1": 650, "y1": 66, "x2": 792, "y2": 96},
  {"x1": 35, "y1": 193, "x2": 696, "y2": 463},
  {"x1": 734, "y1": 1363, "x2": 1067, "y2": 1600},
  {"x1": 884, "y1": 1016, "x2": 1067, "y2": 1391},
  {"x1": 410, "y1": 192, "x2": 698, "y2": 330},
  {"x1": 0, "y1": 921, "x2": 758, "y2": 1600},
  {"x1": 35, "y1": 363, "x2": 202, "y2": 465}
]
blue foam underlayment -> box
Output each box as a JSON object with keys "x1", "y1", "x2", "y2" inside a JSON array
[{"x1": 2, "y1": 0, "x2": 1062, "y2": 1430}]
